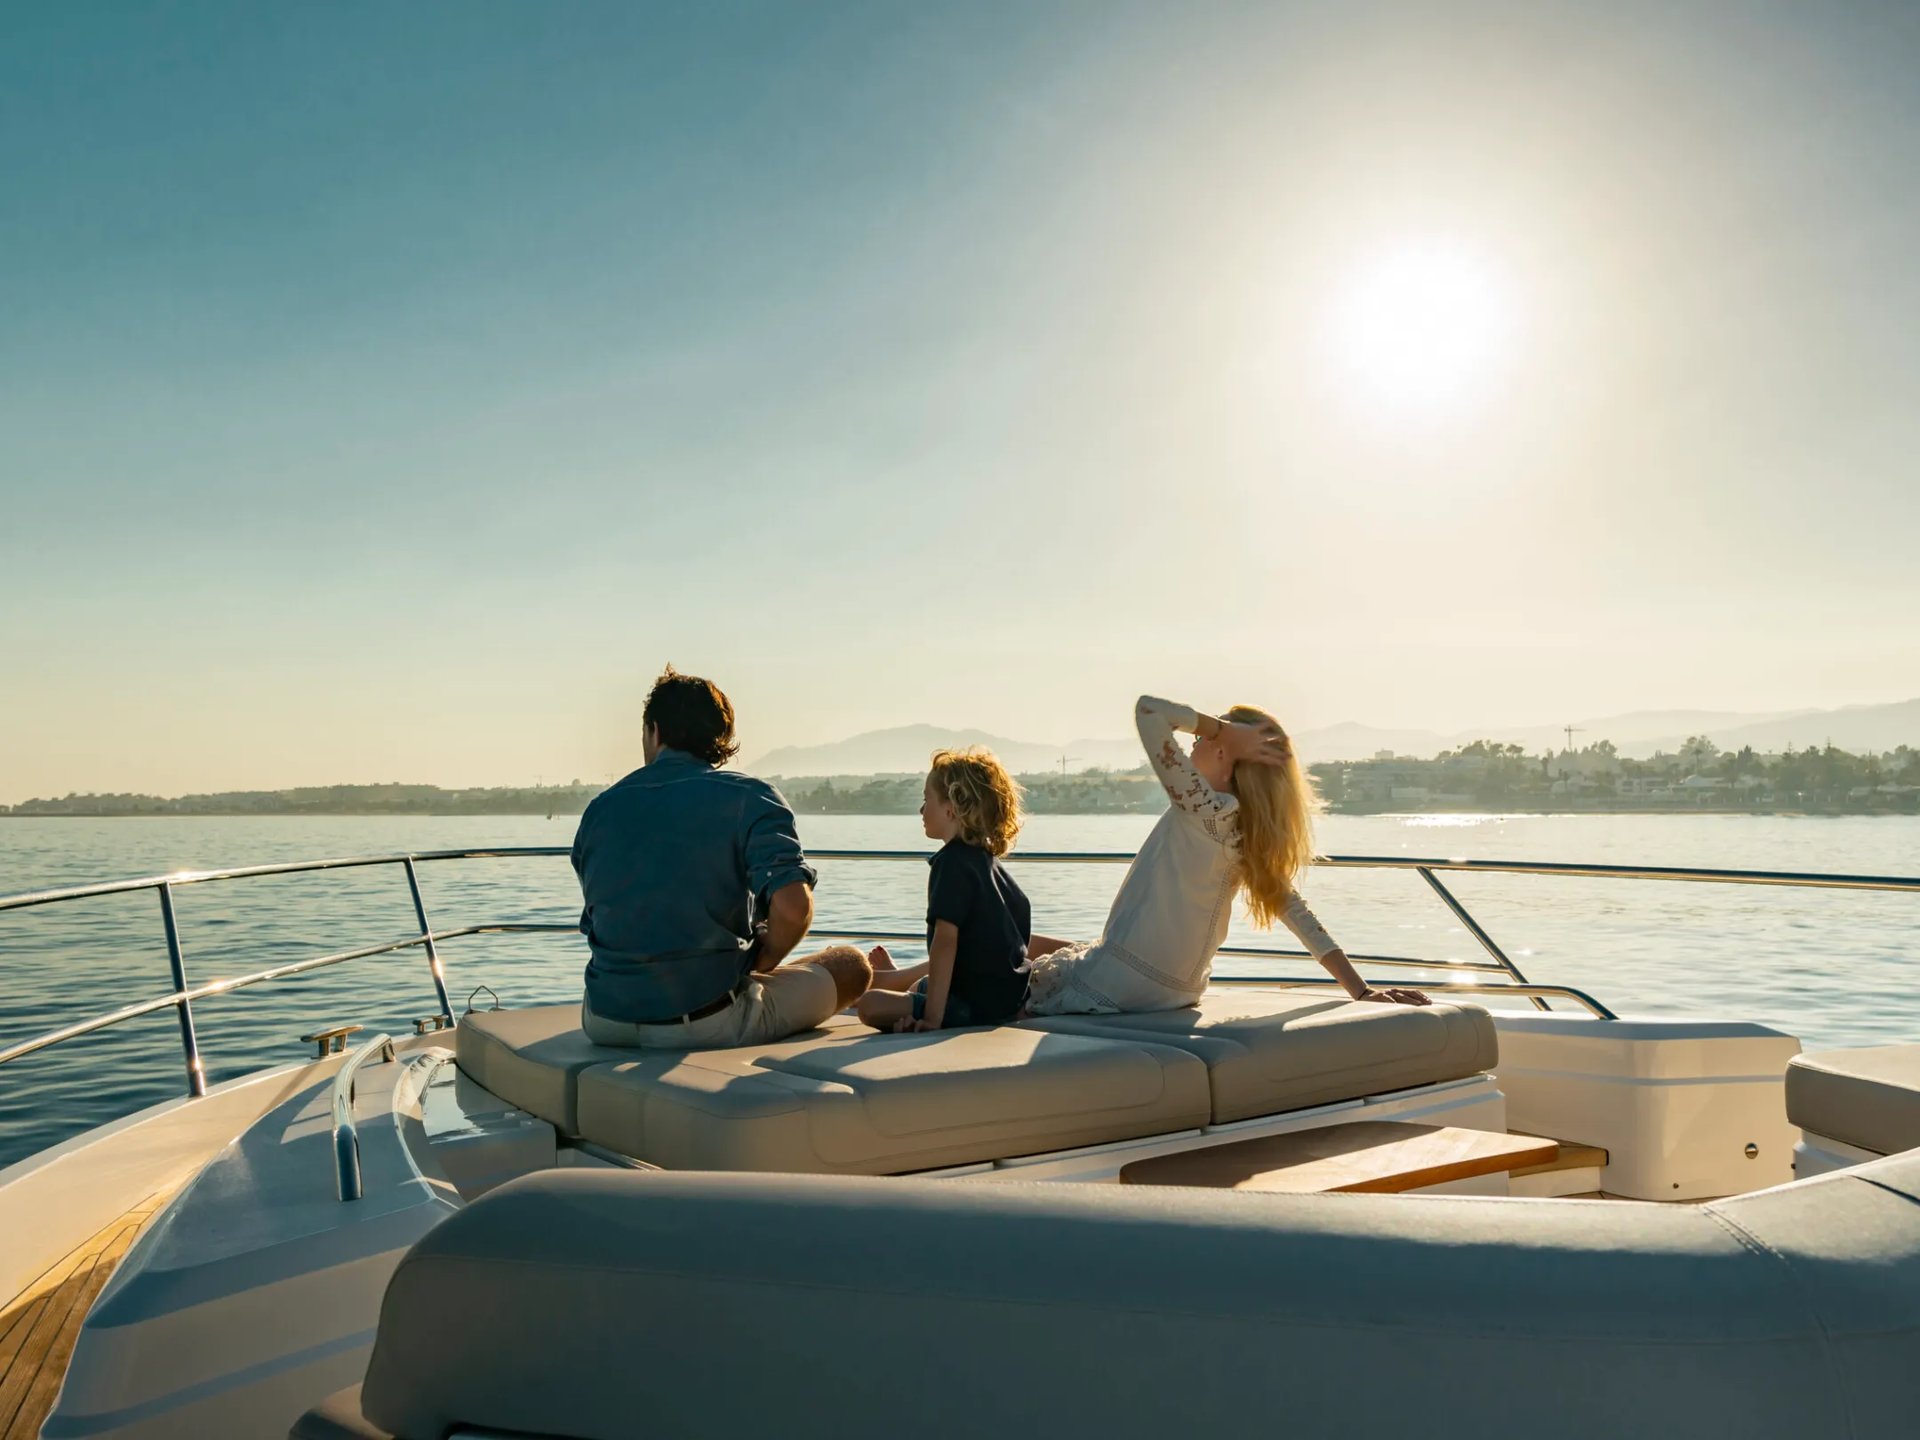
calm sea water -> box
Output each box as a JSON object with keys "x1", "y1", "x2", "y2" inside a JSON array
[{"x1": 3, "y1": 812, "x2": 1917, "y2": 1169}]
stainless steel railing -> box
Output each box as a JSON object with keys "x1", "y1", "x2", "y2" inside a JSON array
[
  {"x1": 0, "y1": 853, "x2": 464, "y2": 1095},
  {"x1": 331, "y1": 1031, "x2": 395, "y2": 1202},
  {"x1": 6, "y1": 845, "x2": 1920, "y2": 1098}
]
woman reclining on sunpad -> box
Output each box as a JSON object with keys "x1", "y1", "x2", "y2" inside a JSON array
[{"x1": 1017, "y1": 695, "x2": 1427, "y2": 1016}]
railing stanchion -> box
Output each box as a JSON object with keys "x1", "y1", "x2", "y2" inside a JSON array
[
  {"x1": 1417, "y1": 867, "x2": 1550, "y2": 1011},
  {"x1": 403, "y1": 858, "x2": 454, "y2": 1025},
  {"x1": 158, "y1": 883, "x2": 208, "y2": 1096}
]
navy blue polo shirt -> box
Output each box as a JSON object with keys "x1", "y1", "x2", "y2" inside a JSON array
[
  {"x1": 926, "y1": 839, "x2": 1031, "y2": 1023},
  {"x1": 571, "y1": 750, "x2": 817, "y2": 1023}
]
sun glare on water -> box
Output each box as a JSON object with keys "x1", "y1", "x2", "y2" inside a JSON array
[{"x1": 1325, "y1": 240, "x2": 1518, "y2": 420}]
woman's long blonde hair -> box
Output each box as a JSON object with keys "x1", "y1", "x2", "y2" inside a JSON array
[{"x1": 1224, "y1": 704, "x2": 1322, "y2": 928}]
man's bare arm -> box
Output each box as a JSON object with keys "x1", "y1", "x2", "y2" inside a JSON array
[{"x1": 755, "y1": 881, "x2": 814, "y2": 971}]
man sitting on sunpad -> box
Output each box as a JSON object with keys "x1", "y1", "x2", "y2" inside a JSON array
[{"x1": 571, "y1": 666, "x2": 871, "y2": 1049}]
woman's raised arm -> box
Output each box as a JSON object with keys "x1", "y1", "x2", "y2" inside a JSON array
[{"x1": 1135, "y1": 696, "x2": 1237, "y2": 820}]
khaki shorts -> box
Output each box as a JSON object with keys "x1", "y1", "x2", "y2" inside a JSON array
[{"x1": 582, "y1": 961, "x2": 841, "y2": 1051}]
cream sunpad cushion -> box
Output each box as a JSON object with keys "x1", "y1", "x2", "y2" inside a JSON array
[
  {"x1": 317, "y1": 1152, "x2": 1920, "y2": 1440},
  {"x1": 1787, "y1": 1044, "x2": 1920, "y2": 1156},
  {"x1": 455, "y1": 1004, "x2": 635, "y2": 1135},
  {"x1": 572, "y1": 1022, "x2": 1211, "y2": 1174},
  {"x1": 288, "y1": 1384, "x2": 386, "y2": 1440},
  {"x1": 455, "y1": 1006, "x2": 867, "y2": 1138},
  {"x1": 1022, "y1": 990, "x2": 1498, "y2": 1123}
]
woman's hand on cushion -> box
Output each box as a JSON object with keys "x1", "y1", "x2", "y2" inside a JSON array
[{"x1": 1358, "y1": 986, "x2": 1431, "y2": 1007}]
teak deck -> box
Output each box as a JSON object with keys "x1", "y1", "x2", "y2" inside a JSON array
[
  {"x1": 1119, "y1": 1121, "x2": 1560, "y2": 1194},
  {"x1": 0, "y1": 1189, "x2": 172, "y2": 1440}
]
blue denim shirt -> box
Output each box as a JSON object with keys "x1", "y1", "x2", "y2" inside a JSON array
[{"x1": 571, "y1": 750, "x2": 818, "y2": 1023}]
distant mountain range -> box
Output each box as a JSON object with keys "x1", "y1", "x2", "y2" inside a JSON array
[
  {"x1": 747, "y1": 699, "x2": 1920, "y2": 776},
  {"x1": 749, "y1": 725, "x2": 1145, "y2": 778}
]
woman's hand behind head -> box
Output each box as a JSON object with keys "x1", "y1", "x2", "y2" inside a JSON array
[{"x1": 1222, "y1": 718, "x2": 1290, "y2": 769}]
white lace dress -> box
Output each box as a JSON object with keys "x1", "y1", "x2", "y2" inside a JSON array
[{"x1": 1023, "y1": 696, "x2": 1341, "y2": 1016}]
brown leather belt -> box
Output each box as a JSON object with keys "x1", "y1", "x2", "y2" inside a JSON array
[{"x1": 637, "y1": 980, "x2": 745, "y2": 1027}]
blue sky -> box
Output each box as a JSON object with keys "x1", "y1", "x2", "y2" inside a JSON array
[{"x1": 5, "y1": 2, "x2": 1920, "y2": 799}]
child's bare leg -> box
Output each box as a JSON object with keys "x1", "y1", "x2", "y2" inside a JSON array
[
  {"x1": 854, "y1": 988, "x2": 918, "y2": 1031},
  {"x1": 864, "y1": 944, "x2": 926, "y2": 984},
  {"x1": 866, "y1": 961, "x2": 930, "y2": 992},
  {"x1": 862, "y1": 942, "x2": 928, "y2": 991}
]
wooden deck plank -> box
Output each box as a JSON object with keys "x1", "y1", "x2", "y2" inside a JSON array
[
  {"x1": 0, "y1": 1251, "x2": 113, "y2": 1437},
  {"x1": 1119, "y1": 1121, "x2": 1559, "y2": 1195},
  {"x1": 0, "y1": 1224, "x2": 121, "y2": 1359},
  {"x1": 0, "y1": 1298, "x2": 51, "y2": 1376},
  {"x1": 0, "y1": 1281, "x2": 55, "y2": 1358},
  {"x1": 0, "y1": 1258, "x2": 104, "y2": 1436},
  {"x1": 0, "y1": 1248, "x2": 93, "y2": 1372},
  {"x1": 0, "y1": 1192, "x2": 173, "y2": 1440},
  {"x1": 13, "y1": 1230, "x2": 140, "y2": 1440}
]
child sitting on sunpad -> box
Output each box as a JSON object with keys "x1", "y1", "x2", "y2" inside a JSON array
[{"x1": 855, "y1": 748, "x2": 1031, "y2": 1031}]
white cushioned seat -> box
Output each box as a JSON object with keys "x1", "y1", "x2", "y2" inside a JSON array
[
  {"x1": 289, "y1": 1384, "x2": 386, "y2": 1440},
  {"x1": 458, "y1": 993, "x2": 1500, "y2": 1166},
  {"x1": 455, "y1": 1004, "x2": 635, "y2": 1135},
  {"x1": 573, "y1": 1023, "x2": 1211, "y2": 1174},
  {"x1": 295, "y1": 1152, "x2": 1920, "y2": 1440},
  {"x1": 1022, "y1": 990, "x2": 1498, "y2": 1123},
  {"x1": 1787, "y1": 1045, "x2": 1920, "y2": 1156}
]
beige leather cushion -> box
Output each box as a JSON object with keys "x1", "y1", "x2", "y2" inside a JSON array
[
  {"x1": 337, "y1": 1154, "x2": 1920, "y2": 1440},
  {"x1": 574, "y1": 1023, "x2": 1210, "y2": 1173},
  {"x1": 1787, "y1": 1045, "x2": 1920, "y2": 1156},
  {"x1": 289, "y1": 1385, "x2": 390, "y2": 1440},
  {"x1": 1023, "y1": 990, "x2": 1498, "y2": 1123},
  {"x1": 455, "y1": 1004, "x2": 634, "y2": 1135}
]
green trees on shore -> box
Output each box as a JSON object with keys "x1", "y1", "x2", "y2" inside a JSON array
[
  {"x1": 7, "y1": 743, "x2": 1917, "y2": 817},
  {"x1": 1314, "y1": 739, "x2": 1920, "y2": 813}
]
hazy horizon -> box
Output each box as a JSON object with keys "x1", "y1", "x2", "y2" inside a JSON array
[
  {"x1": 8, "y1": 696, "x2": 1918, "y2": 803},
  {"x1": 7, "y1": 2, "x2": 1920, "y2": 805}
]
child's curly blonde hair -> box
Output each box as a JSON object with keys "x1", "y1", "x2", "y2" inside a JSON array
[{"x1": 928, "y1": 747, "x2": 1023, "y2": 856}]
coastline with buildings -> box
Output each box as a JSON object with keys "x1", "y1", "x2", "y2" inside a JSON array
[
  {"x1": 1319, "y1": 738, "x2": 1920, "y2": 815},
  {"x1": 5, "y1": 738, "x2": 1917, "y2": 818}
]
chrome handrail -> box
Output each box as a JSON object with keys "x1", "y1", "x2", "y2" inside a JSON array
[
  {"x1": 814, "y1": 850, "x2": 1920, "y2": 892},
  {"x1": 10, "y1": 847, "x2": 1920, "y2": 913},
  {"x1": 0, "y1": 852, "x2": 470, "y2": 1090},
  {"x1": 331, "y1": 1032, "x2": 394, "y2": 1203},
  {"x1": 4, "y1": 845, "x2": 1917, "y2": 1097},
  {"x1": 1208, "y1": 975, "x2": 1617, "y2": 1018},
  {"x1": 0, "y1": 931, "x2": 452, "y2": 1069},
  {"x1": 809, "y1": 928, "x2": 1514, "y2": 975}
]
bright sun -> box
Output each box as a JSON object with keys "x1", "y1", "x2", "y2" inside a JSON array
[{"x1": 1325, "y1": 241, "x2": 1518, "y2": 419}]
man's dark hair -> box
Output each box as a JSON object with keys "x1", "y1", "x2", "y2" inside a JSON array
[{"x1": 643, "y1": 665, "x2": 739, "y2": 766}]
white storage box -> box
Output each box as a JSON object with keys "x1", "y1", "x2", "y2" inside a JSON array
[{"x1": 1491, "y1": 1013, "x2": 1800, "y2": 1200}]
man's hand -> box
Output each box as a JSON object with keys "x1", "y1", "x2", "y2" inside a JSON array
[
  {"x1": 755, "y1": 882, "x2": 813, "y2": 971},
  {"x1": 893, "y1": 1016, "x2": 936, "y2": 1033},
  {"x1": 1357, "y1": 987, "x2": 1432, "y2": 1007}
]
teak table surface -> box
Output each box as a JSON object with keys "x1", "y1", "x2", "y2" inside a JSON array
[{"x1": 1118, "y1": 1121, "x2": 1560, "y2": 1195}]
